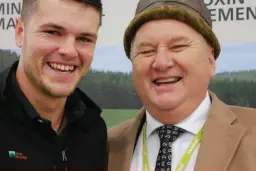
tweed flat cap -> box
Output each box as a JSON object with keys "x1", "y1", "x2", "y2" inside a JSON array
[{"x1": 124, "y1": 0, "x2": 221, "y2": 59}]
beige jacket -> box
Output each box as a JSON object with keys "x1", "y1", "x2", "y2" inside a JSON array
[{"x1": 107, "y1": 91, "x2": 256, "y2": 171}]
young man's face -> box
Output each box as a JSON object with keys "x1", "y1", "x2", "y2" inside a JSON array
[{"x1": 15, "y1": 0, "x2": 100, "y2": 97}]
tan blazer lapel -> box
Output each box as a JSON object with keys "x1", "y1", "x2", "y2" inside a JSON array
[
  {"x1": 123, "y1": 109, "x2": 145, "y2": 171},
  {"x1": 108, "y1": 108, "x2": 145, "y2": 171},
  {"x1": 194, "y1": 92, "x2": 245, "y2": 171}
]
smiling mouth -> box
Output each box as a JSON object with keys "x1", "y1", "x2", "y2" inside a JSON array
[
  {"x1": 153, "y1": 77, "x2": 182, "y2": 86},
  {"x1": 47, "y1": 62, "x2": 77, "y2": 73}
]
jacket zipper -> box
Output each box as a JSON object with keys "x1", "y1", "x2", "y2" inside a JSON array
[{"x1": 62, "y1": 150, "x2": 68, "y2": 171}]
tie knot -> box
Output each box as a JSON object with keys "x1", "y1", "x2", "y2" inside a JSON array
[{"x1": 156, "y1": 125, "x2": 185, "y2": 143}]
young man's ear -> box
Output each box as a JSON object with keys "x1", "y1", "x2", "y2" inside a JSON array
[{"x1": 15, "y1": 17, "x2": 24, "y2": 48}]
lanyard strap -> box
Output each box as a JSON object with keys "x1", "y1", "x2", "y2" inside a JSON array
[{"x1": 143, "y1": 122, "x2": 204, "y2": 171}]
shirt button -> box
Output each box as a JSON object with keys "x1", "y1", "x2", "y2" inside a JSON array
[{"x1": 37, "y1": 119, "x2": 44, "y2": 123}]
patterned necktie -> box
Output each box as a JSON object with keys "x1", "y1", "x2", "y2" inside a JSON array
[{"x1": 155, "y1": 125, "x2": 185, "y2": 171}]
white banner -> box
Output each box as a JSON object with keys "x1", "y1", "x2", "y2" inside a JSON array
[
  {"x1": 0, "y1": 0, "x2": 21, "y2": 49},
  {"x1": 0, "y1": 0, "x2": 256, "y2": 49},
  {"x1": 206, "y1": 0, "x2": 256, "y2": 43}
]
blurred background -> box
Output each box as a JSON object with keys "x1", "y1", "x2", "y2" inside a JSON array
[{"x1": 1, "y1": 0, "x2": 256, "y2": 127}]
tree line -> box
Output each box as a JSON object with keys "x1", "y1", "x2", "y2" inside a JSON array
[{"x1": 1, "y1": 49, "x2": 256, "y2": 109}]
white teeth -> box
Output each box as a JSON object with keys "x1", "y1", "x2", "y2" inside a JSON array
[
  {"x1": 65, "y1": 66, "x2": 69, "y2": 71},
  {"x1": 48, "y1": 62, "x2": 75, "y2": 72},
  {"x1": 69, "y1": 66, "x2": 74, "y2": 70},
  {"x1": 156, "y1": 78, "x2": 179, "y2": 84}
]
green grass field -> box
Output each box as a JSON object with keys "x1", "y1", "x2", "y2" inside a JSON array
[{"x1": 101, "y1": 109, "x2": 138, "y2": 128}]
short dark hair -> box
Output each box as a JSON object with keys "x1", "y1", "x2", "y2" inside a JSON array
[
  {"x1": 21, "y1": 0, "x2": 103, "y2": 25},
  {"x1": 20, "y1": 0, "x2": 36, "y2": 22}
]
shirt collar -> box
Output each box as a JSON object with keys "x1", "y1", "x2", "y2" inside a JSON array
[
  {"x1": 146, "y1": 91, "x2": 211, "y2": 138},
  {"x1": 11, "y1": 62, "x2": 39, "y2": 120},
  {"x1": 10, "y1": 60, "x2": 87, "y2": 122}
]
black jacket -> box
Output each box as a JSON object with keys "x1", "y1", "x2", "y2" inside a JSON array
[{"x1": 0, "y1": 61, "x2": 107, "y2": 170}]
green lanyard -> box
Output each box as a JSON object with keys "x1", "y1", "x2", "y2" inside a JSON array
[{"x1": 143, "y1": 122, "x2": 204, "y2": 171}]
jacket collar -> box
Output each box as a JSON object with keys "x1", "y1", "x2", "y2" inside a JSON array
[
  {"x1": 0, "y1": 60, "x2": 102, "y2": 130},
  {"x1": 108, "y1": 91, "x2": 245, "y2": 171}
]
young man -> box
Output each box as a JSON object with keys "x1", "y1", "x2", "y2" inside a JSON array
[
  {"x1": 0, "y1": 0, "x2": 107, "y2": 170},
  {"x1": 107, "y1": 0, "x2": 256, "y2": 170}
]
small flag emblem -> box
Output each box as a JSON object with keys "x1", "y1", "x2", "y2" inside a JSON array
[
  {"x1": 8, "y1": 151, "x2": 16, "y2": 158},
  {"x1": 8, "y1": 151, "x2": 28, "y2": 160}
]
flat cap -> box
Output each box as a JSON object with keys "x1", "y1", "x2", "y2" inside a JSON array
[{"x1": 124, "y1": 0, "x2": 221, "y2": 59}]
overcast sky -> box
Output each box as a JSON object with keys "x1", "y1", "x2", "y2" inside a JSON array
[
  {"x1": 8, "y1": 42, "x2": 256, "y2": 73},
  {"x1": 90, "y1": 42, "x2": 256, "y2": 73}
]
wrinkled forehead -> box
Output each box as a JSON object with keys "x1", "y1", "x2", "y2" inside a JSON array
[{"x1": 133, "y1": 19, "x2": 200, "y2": 41}]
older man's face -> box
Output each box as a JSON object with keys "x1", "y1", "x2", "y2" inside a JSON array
[{"x1": 131, "y1": 19, "x2": 215, "y2": 118}]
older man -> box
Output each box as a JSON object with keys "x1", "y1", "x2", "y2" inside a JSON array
[{"x1": 107, "y1": 0, "x2": 256, "y2": 171}]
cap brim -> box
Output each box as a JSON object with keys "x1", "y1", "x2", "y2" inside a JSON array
[{"x1": 124, "y1": 6, "x2": 221, "y2": 59}]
